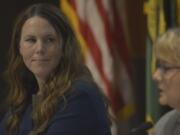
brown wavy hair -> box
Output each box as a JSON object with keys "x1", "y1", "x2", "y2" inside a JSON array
[{"x1": 5, "y1": 3, "x2": 94, "y2": 135}]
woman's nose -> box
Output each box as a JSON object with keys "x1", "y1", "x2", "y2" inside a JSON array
[
  {"x1": 35, "y1": 40, "x2": 45, "y2": 54},
  {"x1": 152, "y1": 68, "x2": 163, "y2": 82}
]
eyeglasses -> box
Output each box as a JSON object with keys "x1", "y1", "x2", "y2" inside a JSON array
[{"x1": 156, "y1": 62, "x2": 180, "y2": 73}]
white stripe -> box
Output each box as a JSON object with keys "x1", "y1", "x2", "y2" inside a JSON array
[
  {"x1": 102, "y1": 0, "x2": 133, "y2": 104},
  {"x1": 76, "y1": 0, "x2": 113, "y2": 82},
  {"x1": 73, "y1": 0, "x2": 109, "y2": 96},
  {"x1": 86, "y1": 50, "x2": 109, "y2": 96},
  {"x1": 102, "y1": 0, "x2": 114, "y2": 26}
]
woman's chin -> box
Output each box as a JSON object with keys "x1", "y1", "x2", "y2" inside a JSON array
[
  {"x1": 159, "y1": 97, "x2": 168, "y2": 106},
  {"x1": 33, "y1": 72, "x2": 49, "y2": 81}
]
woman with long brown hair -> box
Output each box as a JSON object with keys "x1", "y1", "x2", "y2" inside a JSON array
[{"x1": 0, "y1": 3, "x2": 111, "y2": 135}]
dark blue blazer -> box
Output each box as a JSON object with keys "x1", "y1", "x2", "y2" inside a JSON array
[{"x1": 0, "y1": 81, "x2": 111, "y2": 135}]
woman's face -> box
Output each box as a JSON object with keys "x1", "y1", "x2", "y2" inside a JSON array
[
  {"x1": 19, "y1": 16, "x2": 62, "y2": 81},
  {"x1": 153, "y1": 59, "x2": 180, "y2": 110}
]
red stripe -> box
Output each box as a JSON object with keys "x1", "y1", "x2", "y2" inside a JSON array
[
  {"x1": 69, "y1": 0, "x2": 76, "y2": 10},
  {"x1": 68, "y1": 0, "x2": 124, "y2": 113},
  {"x1": 69, "y1": 2, "x2": 105, "y2": 82},
  {"x1": 111, "y1": 0, "x2": 132, "y2": 76},
  {"x1": 95, "y1": 0, "x2": 125, "y2": 111},
  {"x1": 95, "y1": 0, "x2": 114, "y2": 56},
  {"x1": 97, "y1": 0, "x2": 132, "y2": 76},
  {"x1": 79, "y1": 21, "x2": 123, "y2": 112}
]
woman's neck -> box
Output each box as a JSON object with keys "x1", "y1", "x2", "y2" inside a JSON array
[{"x1": 36, "y1": 77, "x2": 46, "y2": 96}]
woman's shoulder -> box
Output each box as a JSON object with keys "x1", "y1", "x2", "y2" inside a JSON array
[
  {"x1": 155, "y1": 109, "x2": 178, "y2": 125},
  {"x1": 71, "y1": 80, "x2": 99, "y2": 92},
  {"x1": 152, "y1": 109, "x2": 179, "y2": 135},
  {"x1": 48, "y1": 80, "x2": 111, "y2": 135},
  {"x1": 63, "y1": 80, "x2": 107, "y2": 113},
  {"x1": 70, "y1": 80, "x2": 101, "y2": 97}
]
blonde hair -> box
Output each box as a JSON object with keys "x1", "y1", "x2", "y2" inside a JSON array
[{"x1": 154, "y1": 28, "x2": 180, "y2": 66}]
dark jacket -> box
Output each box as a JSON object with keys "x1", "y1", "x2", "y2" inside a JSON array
[{"x1": 0, "y1": 81, "x2": 111, "y2": 135}]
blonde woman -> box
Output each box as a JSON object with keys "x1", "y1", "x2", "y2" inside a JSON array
[{"x1": 152, "y1": 28, "x2": 180, "y2": 135}]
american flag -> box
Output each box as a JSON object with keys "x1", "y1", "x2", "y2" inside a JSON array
[{"x1": 60, "y1": 0, "x2": 134, "y2": 121}]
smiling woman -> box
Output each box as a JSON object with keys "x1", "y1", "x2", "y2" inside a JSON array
[
  {"x1": 19, "y1": 16, "x2": 62, "y2": 92},
  {"x1": 151, "y1": 28, "x2": 180, "y2": 135},
  {"x1": 0, "y1": 3, "x2": 111, "y2": 135}
]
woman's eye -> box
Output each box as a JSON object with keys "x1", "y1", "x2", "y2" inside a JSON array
[
  {"x1": 26, "y1": 38, "x2": 36, "y2": 43},
  {"x1": 47, "y1": 37, "x2": 55, "y2": 43}
]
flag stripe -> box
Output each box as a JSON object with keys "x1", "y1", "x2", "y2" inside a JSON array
[
  {"x1": 75, "y1": 0, "x2": 113, "y2": 82},
  {"x1": 96, "y1": 0, "x2": 114, "y2": 55},
  {"x1": 60, "y1": 0, "x2": 88, "y2": 57},
  {"x1": 71, "y1": 0, "x2": 122, "y2": 112},
  {"x1": 61, "y1": 0, "x2": 112, "y2": 99},
  {"x1": 60, "y1": 0, "x2": 134, "y2": 118},
  {"x1": 111, "y1": 0, "x2": 131, "y2": 75},
  {"x1": 61, "y1": 0, "x2": 109, "y2": 97}
]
